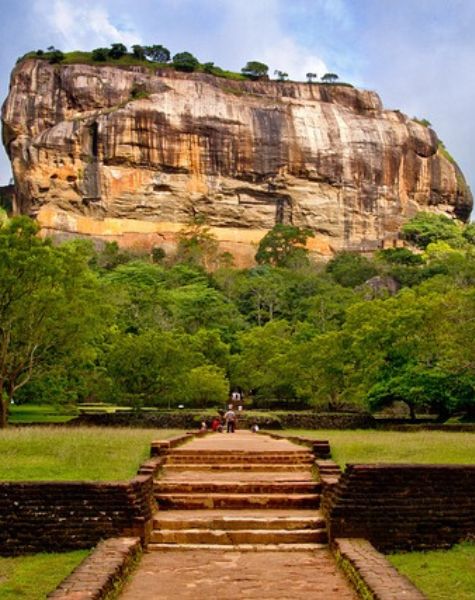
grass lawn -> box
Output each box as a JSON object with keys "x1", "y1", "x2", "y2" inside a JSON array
[
  {"x1": 9, "y1": 404, "x2": 76, "y2": 424},
  {"x1": 0, "y1": 427, "x2": 183, "y2": 481},
  {"x1": 0, "y1": 550, "x2": 88, "y2": 599},
  {"x1": 285, "y1": 429, "x2": 475, "y2": 466},
  {"x1": 388, "y1": 542, "x2": 475, "y2": 600}
]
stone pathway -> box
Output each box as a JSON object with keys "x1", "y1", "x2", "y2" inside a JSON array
[
  {"x1": 120, "y1": 431, "x2": 357, "y2": 599},
  {"x1": 120, "y1": 549, "x2": 357, "y2": 599}
]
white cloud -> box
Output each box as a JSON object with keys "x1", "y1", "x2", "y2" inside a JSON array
[
  {"x1": 191, "y1": 0, "x2": 328, "y2": 80},
  {"x1": 260, "y1": 38, "x2": 328, "y2": 81},
  {"x1": 33, "y1": 0, "x2": 142, "y2": 50}
]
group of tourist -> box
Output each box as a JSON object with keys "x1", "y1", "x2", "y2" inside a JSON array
[{"x1": 199, "y1": 392, "x2": 259, "y2": 434}]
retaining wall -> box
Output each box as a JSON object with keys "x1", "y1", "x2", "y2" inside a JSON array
[
  {"x1": 322, "y1": 464, "x2": 475, "y2": 551},
  {"x1": 0, "y1": 476, "x2": 155, "y2": 556},
  {"x1": 71, "y1": 411, "x2": 375, "y2": 430}
]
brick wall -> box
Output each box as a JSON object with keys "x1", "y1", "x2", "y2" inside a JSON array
[
  {"x1": 72, "y1": 411, "x2": 375, "y2": 430},
  {"x1": 322, "y1": 464, "x2": 475, "y2": 551},
  {"x1": 0, "y1": 475, "x2": 155, "y2": 556}
]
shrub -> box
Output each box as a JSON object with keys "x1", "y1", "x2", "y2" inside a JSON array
[
  {"x1": 91, "y1": 47, "x2": 109, "y2": 62},
  {"x1": 108, "y1": 43, "x2": 127, "y2": 60},
  {"x1": 172, "y1": 51, "x2": 199, "y2": 72}
]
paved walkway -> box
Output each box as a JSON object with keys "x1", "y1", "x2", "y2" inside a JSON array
[
  {"x1": 175, "y1": 431, "x2": 302, "y2": 452},
  {"x1": 120, "y1": 549, "x2": 357, "y2": 599},
  {"x1": 119, "y1": 431, "x2": 357, "y2": 599}
]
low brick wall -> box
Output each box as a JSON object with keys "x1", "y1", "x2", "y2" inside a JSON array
[
  {"x1": 0, "y1": 476, "x2": 155, "y2": 556},
  {"x1": 322, "y1": 464, "x2": 475, "y2": 551},
  {"x1": 334, "y1": 538, "x2": 426, "y2": 600},
  {"x1": 48, "y1": 537, "x2": 141, "y2": 599},
  {"x1": 71, "y1": 411, "x2": 375, "y2": 430}
]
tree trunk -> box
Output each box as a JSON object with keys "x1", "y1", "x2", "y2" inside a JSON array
[
  {"x1": 0, "y1": 386, "x2": 8, "y2": 429},
  {"x1": 408, "y1": 403, "x2": 416, "y2": 422}
]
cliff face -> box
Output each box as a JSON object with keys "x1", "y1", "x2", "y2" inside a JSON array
[{"x1": 2, "y1": 59, "x2": 472, "y2": 264}]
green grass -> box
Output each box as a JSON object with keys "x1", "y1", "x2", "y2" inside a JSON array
[
  {"x1": 438, "y1": 140, "x2": 456, "y2": 164},
  {"x1": 0, "y1": 550, "x2": 88, "y2": 600},
  {"x1": 285, "y1": 429, "x2": 475, "y2": 466},
  {"x1": 388, "y1": 542, "x2": 475, "y2": 600},
  {"x1": 9, "y1": 404, "x2": 76, "y2": 424},
  {"x1": 0, "y1": 427, "x2": 183, "y2": 481}
]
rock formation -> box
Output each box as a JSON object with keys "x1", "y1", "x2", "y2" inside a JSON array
[{"x1": 2, "y1": 58, "x2": 472, "y2": 265}]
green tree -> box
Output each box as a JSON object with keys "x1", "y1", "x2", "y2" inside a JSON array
[
  {"x1": 172, "y1": 51, "x2": 199, "y2": 72},
  {"x1": 91, "y1": 47, "x2": 109, "y2": 61},
  {"x1": 255, "y1": 224, "x2": 314, "y2": 268},
  {"x1": 321, "y1": 72, "x2": 339, "y2": 83},
  {"x1": 131, "y1": 45, "x2": 146, "y2": 60},
  {"x1": 92, "y1": 241, "x2": 133, "y2": 271},
  {"x1": 203, "y1": 62, "x2": 215, "y2": 74},
  {"x1": 326, "y1": 251, "x2": 378, "y2": 287},
  {"x1": 145, "y1": 45, "x2": 171, "y2": 63},
  {"x1": 463, "y1": 223, "x2": 475, "y2": 245},
  {"x1": 241, "y1": 61, "x2": 269, "y2": 79},
  {"x1": 0, "y1": 218, "x2": 109, "y2": 427},
  {"x1": 402, "y1": 212, "x2": 464, "y2": 249},
  {"x1": 231, "y1": 320, "x2": 300, "y2": 407},
  {"x1": 295, "y1": 330, "x2": 356, "y2": 410},
  {"x1": 237, "y1": 267, "x2": 286, "y2": 326},
  {"x1": 377, "y1": 247, "x2": 424, "y2": 266},
  {"x1": 109, "y1": 43, "x2": 127, "y2": 59},
  {"x1": 185, "y1": 365, "x2": 229, "y2": 407},
  {"x1": 48, "y1": 49, "x2": 64, "y2": 64},
  {"x1": 306, "y1": 72, "x2": 317, "y2": 83},
  {"x1": 107, "y1": 330, "x2": 200, "y2": 409},
  {"x1": 175, "y1": 218, "x2": 231, "y2": 270},
  {"x1": 274, "y1": 70, "x2": 288, "y2": 81}
]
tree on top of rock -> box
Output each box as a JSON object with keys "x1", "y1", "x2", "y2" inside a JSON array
[
  {"x1": 172, "y1": 52, "x2": 199, "y2": 72},
  {"x1": 321, "y1": 72, "x2": 339, "y2": 83},
  {"x1": 145, "y1": 45, "x2": 171, "y2": 63},
  {"x1": 131, "y1": 45, "x2": 146, "y2": 60},
  {"x1": 274, "y1": 70, "x2": 288, "y2": 81},
  {"x1": 241, "y1": 61, "x2": 269, "y2": 80},
  {"x1": 109, "y1": 43, "x2": 127, "y2": 59},
  {"x1": 92, "y1": 48, "x2": 109, "y2": 62}
]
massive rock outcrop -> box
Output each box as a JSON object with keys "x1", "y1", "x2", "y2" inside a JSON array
[{"x1": 2, "y1": 58, "x2": 472, "y2": 265}]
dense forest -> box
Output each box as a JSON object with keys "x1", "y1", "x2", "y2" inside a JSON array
[{"x1": 1, "y1": 211, "x2": 475, "y2": 426}]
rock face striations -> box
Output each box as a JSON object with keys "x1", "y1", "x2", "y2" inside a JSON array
[{"x1": 2, "y1": 59, "x2": 472, "y2": 264}]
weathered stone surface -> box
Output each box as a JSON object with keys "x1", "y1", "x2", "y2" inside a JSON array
[
  {"x1": 120, "y1": 549, "x2": 358, "y2": 599},
  {"x1": 2, "y1": 59, "x2": 472, "y2": 264}
]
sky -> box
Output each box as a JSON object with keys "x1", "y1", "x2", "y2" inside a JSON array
[{"x1": 1, "y1": 0, "x2": 474, "y2": 205}]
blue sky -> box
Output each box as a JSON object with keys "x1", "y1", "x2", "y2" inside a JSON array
[{"x1": 1, "y1": 0, "x2": 474, "y2": 205}]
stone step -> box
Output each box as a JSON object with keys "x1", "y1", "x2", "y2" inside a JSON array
[
  {"x1": 150, "y1": 528, "x2": 328, "y2": 545},
  {"x1": 166, "y1": 449, "x2": 313, "y2": 454},
  {"x1": 152, "y1": 512, "x2": 326, "y2": 531},
  {"x1": 155, "y1": 492, "x2": 321, "y2": 510},
  {"x1": 154, "y1": 481, "x2": 321, "y2": 494},
  {"x1": 147, "y1": 542, "x2": 328, "y2": 552},
  {"x1": 163, "y1": 463, "x2": 312, "y2": 472},
  {"x1": 168, "y1": 450, "x2": 314, "y2": 458},
  {"x1": 166, "y1": 456, "x2": 314, "y2": 465}
]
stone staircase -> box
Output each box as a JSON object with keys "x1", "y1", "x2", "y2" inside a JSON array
[{"x1": 149, "y1": 434, "x2": 328, "y2": 551}]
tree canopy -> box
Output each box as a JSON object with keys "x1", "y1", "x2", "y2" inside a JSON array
[
  {"x1": 241, "y1": 61, "x2": 269, "y2": 79},
  {"x1": 2, "y1": 211, "x2": 475, "y2": 425},
  {"x1": 172, "y1": 52, "x2": 199, "y2": 72},
  {"x1": 255, "y1": 224, "x2": 314, "y2": 268}
]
